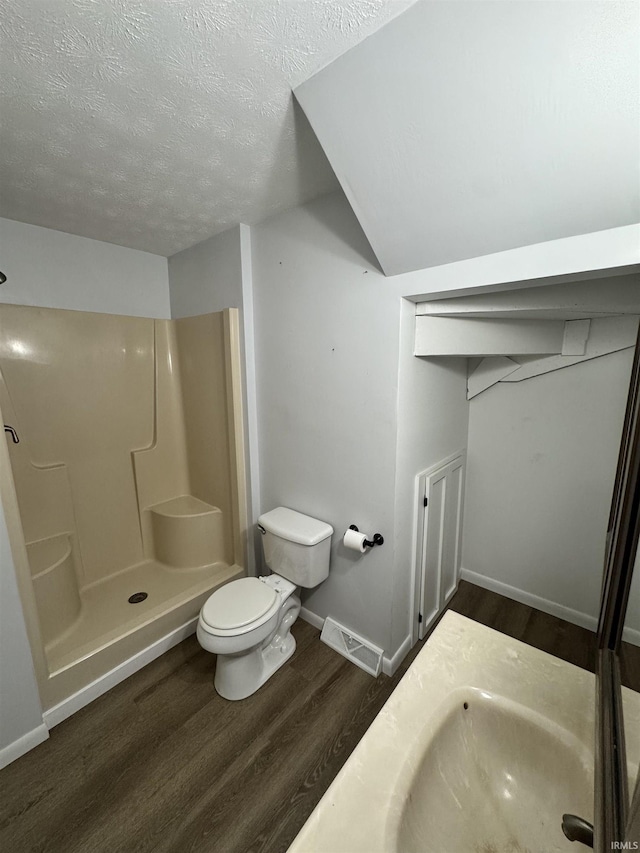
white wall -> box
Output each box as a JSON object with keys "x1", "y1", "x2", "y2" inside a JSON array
[
  {"x1": 252, "y1": 193, "x2": 400, "y2": 652},
  {"x1": 296, "y1": 1, "x2": 638, "y2": 275},
  {"x1": 168, "y1": 226, "x2": 243, "y2": 317},
  {"x1": 251, "y1": 192, "x2": 470, "y2": 658},
  {"x1": 395, "y1": 223, "x2": 640, "y2": 302},
  {"x1": 238, "y1": 225, "x2": 262, "y2": 571},
  {"x1": 0, "y1": 217, "x2": 170, "y2": 317},
  {"x1": 392, "y1": 300, "x2": 469, "y2": 653},
  {"x1": 167, "y1": 224, "x2": 260, "y2": 573},
  {"x1": 251, "y1": 190, "x2": 638, "y2": 662},
  {"x1": 461, "y1": 349, "x2": 635, "y2": 629}
]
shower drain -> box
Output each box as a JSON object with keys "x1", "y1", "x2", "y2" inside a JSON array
[{"x1": 128, "y1": 592, "x2": 148, "y2": 604}]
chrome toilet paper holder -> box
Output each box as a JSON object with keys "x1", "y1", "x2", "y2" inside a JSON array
[{"x1": 349, "y1": 525, "x2": 384, "y2": 548}]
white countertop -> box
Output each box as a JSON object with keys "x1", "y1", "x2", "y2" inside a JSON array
[{"x1": 287, "y1": 611, "x2": 640, "y2": 853}]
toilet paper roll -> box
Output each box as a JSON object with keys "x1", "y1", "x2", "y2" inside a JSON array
[{"x1": 343, "y1": 528, "x2": 367, "y2": 553}]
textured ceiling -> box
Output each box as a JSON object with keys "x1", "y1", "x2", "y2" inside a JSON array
[{"x1": 0, "y1": 0, "x2": 414, "y2": 256}]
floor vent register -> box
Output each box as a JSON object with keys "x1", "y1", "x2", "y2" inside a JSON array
[{"x1": 320, "y1": 616, "x2": 383, "y2": 677}]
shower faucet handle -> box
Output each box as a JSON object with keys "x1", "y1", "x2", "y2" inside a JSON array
[{"x1": 4, "y1": 425, "x2": 19, "y2": 444}]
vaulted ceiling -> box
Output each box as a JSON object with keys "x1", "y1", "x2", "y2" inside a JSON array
[
  {"x1": 296, "y1": 0, "x2": 640, "y2": 275},
  {"x1": 0, "y1": 0, "x2": 414, "y2": 256}
]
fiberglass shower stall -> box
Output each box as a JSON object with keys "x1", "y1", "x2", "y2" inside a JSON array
[{"x1": 0, "y1": 304, "x2": 247, "y2": 713}]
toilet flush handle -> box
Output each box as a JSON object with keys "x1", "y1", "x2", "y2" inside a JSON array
[{"x1": 258, "y1": 524, "x2": 266, "y2": 535}]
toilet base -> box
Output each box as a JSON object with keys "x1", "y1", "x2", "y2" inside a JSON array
[
  {"x1": 214, "y1": 631, "x2": 296, "y2": 701},
  {"x1": 213, "y1": 592, "x2": 301, "y2": 700}
]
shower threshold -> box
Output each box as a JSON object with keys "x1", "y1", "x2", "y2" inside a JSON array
[{"x1": 44, "y1": 559, "x2": 242, "y2": 679}]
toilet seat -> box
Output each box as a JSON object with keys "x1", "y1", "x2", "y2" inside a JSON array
[{"x1": 200, "y1": 577, "x2": 280, "y2": 636}]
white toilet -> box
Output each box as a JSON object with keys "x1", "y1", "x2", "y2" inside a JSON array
[{"x1": 196, "y1": 506, "x2": 333, "y2": 700}]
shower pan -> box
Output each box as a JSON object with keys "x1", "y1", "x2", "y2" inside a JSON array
[{"x1": 0, "y1": 304, "x2": 247, "y2": 714}]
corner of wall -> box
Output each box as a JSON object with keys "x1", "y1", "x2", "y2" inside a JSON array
[
  {"x1": 165, "y1": 223, "x2": 260, "y2": 574},
  {"x1": 382, "y1": 634, "x2": 412, "y2": 677},
  {"x1": 167, "y1": 225, "x2": 243, "y2": 320},
  {"x1": 391, "y1": 297, "x2": 470, "y2": 660},
  {"x1": 239, "y1": 224, "x2": 261, "y2": 575}
]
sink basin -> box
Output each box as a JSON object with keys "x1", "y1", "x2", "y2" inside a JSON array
[
  {"x1": 389, "y1": 688, "x2": 592, "y2": 853},
  {"x1": 286, "y1": 613, "x2": 640, "y2": 853}
]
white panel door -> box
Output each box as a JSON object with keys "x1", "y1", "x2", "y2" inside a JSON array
[{"x1": 417, "y1": 454, "x2": 465, "y2": 640}]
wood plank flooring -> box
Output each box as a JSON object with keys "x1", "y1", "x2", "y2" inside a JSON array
[
  {"x1": 448, "y1": 581, "x2": 640, "y2": 692},
  {"x1": 1, "y1": 580, "x2": 638, "y2": 853}
]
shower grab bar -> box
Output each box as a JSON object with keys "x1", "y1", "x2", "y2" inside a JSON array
[{"x1": 4, "y1": 425, "x2": 19, "y2": 443}]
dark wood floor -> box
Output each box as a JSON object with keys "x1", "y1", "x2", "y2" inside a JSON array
[
  {"x1": 448, "y1": 581, "x2": 640, "y2": 693},
  {"x1": 1, "y1": 581, "x2": 638, "y2": 853}
]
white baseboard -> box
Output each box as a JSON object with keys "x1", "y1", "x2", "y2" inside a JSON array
[
  {"x1": 383, "y1": 634, "x2": 412, "y2": 677},
  {"x1": 0, "y1": 723, "x2": 49, "y2": 770},
  {"x1": 44, "y1": 618, "x2": 198, "y2": 729},
  {"x1": 299, "y1": 606, "x2": 325, "y2": 631},
  {"x1": 460, "y1": 568, "x2": 598, "y2": 632},
  {"x1": 300, "y1": 608, "x2": 409, "y2": 677}
]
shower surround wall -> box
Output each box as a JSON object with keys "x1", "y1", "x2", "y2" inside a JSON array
[{"x1": 0, "y1": 304, "x2": 246, "y2": 710}]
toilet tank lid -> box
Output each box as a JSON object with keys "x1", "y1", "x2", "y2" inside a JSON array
[{"x1": 258, "y1": 507, "x2": 333, "y2": 546}]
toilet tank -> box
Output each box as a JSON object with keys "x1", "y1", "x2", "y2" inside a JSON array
[{"x1": 258, "y1": 507, "x2": 333, "y2": 588}]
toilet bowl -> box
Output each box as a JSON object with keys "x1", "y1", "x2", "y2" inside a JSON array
[
  {"x1": 197, "y1": 506, "x2": 333, "y2": 701},
  {"x1": 197, "y1": 574, "x2": 300, "y2": 700}
]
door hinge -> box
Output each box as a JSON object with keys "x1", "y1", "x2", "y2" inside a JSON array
[
  {"x1": 423, "y1": 496, "x2": 428, "y2": 507},
  {"x1": 418, "y1": 612, "x2": 423, "y2": 624}
]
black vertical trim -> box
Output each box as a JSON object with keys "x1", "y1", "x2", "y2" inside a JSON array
[{"x1": 595, "y1": 324, "x2": 640, "y2": 851}]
